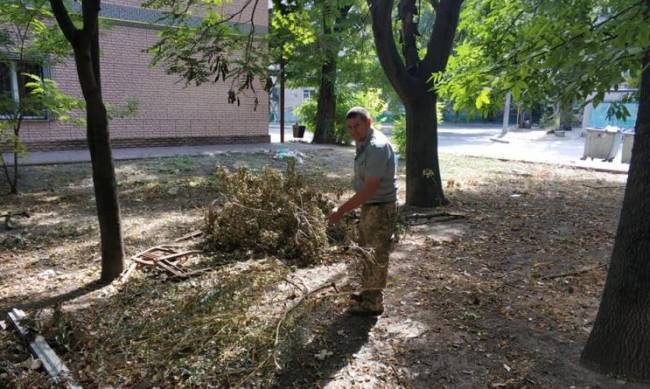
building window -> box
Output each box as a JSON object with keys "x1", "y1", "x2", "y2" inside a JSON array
[
  {"x1": 303, "y1": 89, "x2": 315, "y2": 99},
  {"x1": 0, "y1": 59, "x2": 47, "y2": 119}
]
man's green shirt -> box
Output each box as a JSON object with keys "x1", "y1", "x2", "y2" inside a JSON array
[{"x1": 353, "y1": 128, "x2": 398, "y2": 203}]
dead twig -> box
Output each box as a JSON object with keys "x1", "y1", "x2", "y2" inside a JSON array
[
  {"x1": 583, "y1": 184, "x2": 626, "y2": 190},
  {"x1": 400, "y1": 211, "x2": 467, "y2": 226},
  {"x1": 174, "y1": 230, "x2": 203, "y2": 242},
  {"x1": 272, "y1": 273, "x2": 349, "y2": 369},
  {"x1": 541, "y1": 263, "x2": 606, "y2": 280},
  {"x1": 390, "y1": 364, "x2": 412, "y2": 389}
]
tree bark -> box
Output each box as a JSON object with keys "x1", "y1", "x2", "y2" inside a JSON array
[
  {"x1": 312, "y1": 4, "x2": 351, "y2": 145},
  {"x1": 280, "y1": 52, "x2": 285, "y2": 143},
  {"x1": 368, "y1": 0, "x2": 461, "y2": 207},
  {"x1": 558, "y1": 101, "x2": 573, "y2": 131},
  {"x1": 580, "y1": 44, "x2": 650, "y2": 380},
  {"x1": 312, "y1": 58, "x2": 337, "y2": 144},
  {"x1": 405, "y1": 90, "x2": 446, "y2": 206},
  {"x1": 50, "y1": 0, "x2": 124, "y2": 282},
  {"x1": 9, "y1": 116, "x2": 22, "y2": 195}
]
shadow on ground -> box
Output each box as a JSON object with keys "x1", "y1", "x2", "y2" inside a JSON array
[{"x1": 273, "y1": 308, "x2": 377, "y2": 388}]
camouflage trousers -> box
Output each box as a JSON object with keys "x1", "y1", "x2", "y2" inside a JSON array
[{"x1": 357, "y1": 201, "x2": 398, "y2": 304}]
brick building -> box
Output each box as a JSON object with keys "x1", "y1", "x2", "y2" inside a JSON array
[{"x1": 3, "y1": 0, "x2": 269, "y2": 151}]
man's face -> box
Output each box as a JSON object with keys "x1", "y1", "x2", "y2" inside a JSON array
[{"x1": 346, "y1": 116, "x2": 372, "y2": 143}]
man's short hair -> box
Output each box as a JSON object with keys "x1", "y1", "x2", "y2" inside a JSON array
[{"x1": 345, "y1": 106, "x2": 371, "y2": 121}]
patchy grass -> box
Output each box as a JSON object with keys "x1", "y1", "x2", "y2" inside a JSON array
[{"x1": 0, "y1": 147, "x2": 634, "y2": 388}]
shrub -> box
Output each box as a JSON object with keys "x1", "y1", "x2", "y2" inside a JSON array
[{"x1": 294, "y1": 87, "x2": 388, "y2": 144}]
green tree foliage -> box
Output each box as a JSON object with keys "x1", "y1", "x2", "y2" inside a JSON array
[
  {"x1": 440, "y1": 0, "x2": 650, "y2": 119},
  {"x1": 144, "y1": 0, "x2": 270, "y2": 107},
  {"x1": 295, "y1": 87, "x2": 388, "y2": 144},
  {"x1": 271, "y1": 0, "x2": 397, "y2": 144},
  {"x1": 0, "y1": 0, "x2": 83, "y2": 194}
]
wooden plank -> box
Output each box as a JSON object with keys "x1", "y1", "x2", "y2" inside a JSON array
[
  {"x1": 155, "y1": 260, "x2": 185, "y2": 277},
  {"x1": 128, "y1": 246, "x2": 172, "y2": 261},
  {"x1": 8, "y1": 308, "x2": 28, "y2": 337},
  {"x1": 30, "y1": 335, "x2": 82, "y2": 389},
  {"x1": 7, "y1": 309, "x2": 82, "y2": 389},
  {"x1": 131, "y1": 257, "x2": 156, "y2": 266},
  {"x1": 156, "y1": 250, "x2": 202, "y2": 262}
]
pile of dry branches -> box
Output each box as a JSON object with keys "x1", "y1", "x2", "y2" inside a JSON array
[{"x1": 206, "y1": 160, "x2": 350, "y2": 266}]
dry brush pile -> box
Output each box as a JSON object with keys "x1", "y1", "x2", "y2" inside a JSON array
[{"x1": 205, "y1": 160, "x2": 353, "y2": 266}]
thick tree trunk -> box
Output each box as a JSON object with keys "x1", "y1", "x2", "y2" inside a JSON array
[
  {"x1": 71, "y1": 26, "x2": 124, "y2": 283},
  {"x1": 404, "y1": 91, "x2": 446, "y2": 207},
  {"x1": 312, "y1": 58, "x2": 337, "y2": 144},
  {"x1": 580, "y1": 47, "x2": 650, "y2": 381},
  {"x1": 368, "y1": 0, "x2": 461, "y2": 208}
]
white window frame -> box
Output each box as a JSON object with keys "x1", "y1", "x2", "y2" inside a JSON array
[{"x1": 0, "y1": 58, "x2": 49, "y2": 121}]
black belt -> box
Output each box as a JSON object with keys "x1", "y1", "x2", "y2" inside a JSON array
[{"x1": 364, "y1": 201, "x2": 396, "y2": 207}]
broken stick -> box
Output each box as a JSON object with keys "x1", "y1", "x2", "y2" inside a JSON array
[{"x1": 541, "y1": 263, "x2": 606, "y2": 280}]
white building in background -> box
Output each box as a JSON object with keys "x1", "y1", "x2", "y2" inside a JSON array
[{"x1": 269, "y1": 87, "x2": 316, "y2": 123}]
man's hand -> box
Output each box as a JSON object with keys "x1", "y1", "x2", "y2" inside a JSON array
[
  {"x1": 328, "y1": 209, "x2": 343, "y2": 225},
  {"x1": 328, "y1": 177, "x2": 381, "y2": 225}
]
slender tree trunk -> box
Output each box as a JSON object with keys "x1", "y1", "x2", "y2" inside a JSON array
[
  {"x1": 10, "y1": 118, "x2": 21, "y2": 195},
  {"x1": 558, "y1": 101, "x2": 573, "y2": 131},
  {"x1": 312, "y1": 58, "x2": 337, "y2": 144},
  {"x1": 85, "y1": 24, "x2": 124, "y2": 282},
  {"x1": 1, "y1": 154, "x2": 12, "y2": 194},
  {"x1": 500, "y1": 92, "x2": 511, "y2": 137},
  {"x1": 59, "y1": 1, "x2": 124, "y2": 282},
  {"x1": 312, "y1": 4, "x2": 350, "y2": 145},
  {"x1": 404, "y1": 90, "x2": 446, "y2": 207},
  {"x1": 280, "y1": 53, "x2": 285, "y2": 144},
  {"x1": 581, "y1": 45, "x2": 650, "y2": 380}
]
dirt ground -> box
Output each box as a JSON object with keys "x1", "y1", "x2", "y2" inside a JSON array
[{"x1": 0, "y1": 146, "x2": 643, "y2": 388}]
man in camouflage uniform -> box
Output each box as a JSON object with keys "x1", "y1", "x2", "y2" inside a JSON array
[{"x1": 328, "y1": 107, "x2": 398, "y2": 316}]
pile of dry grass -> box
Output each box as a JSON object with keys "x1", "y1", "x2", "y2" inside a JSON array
[{"x1": 206, "y1": 160, "x2": 351, "y2": 266}]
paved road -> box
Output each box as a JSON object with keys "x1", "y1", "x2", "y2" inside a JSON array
[{"x1": 5, "y1": 123, "x2": 629, "y2": 173}]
